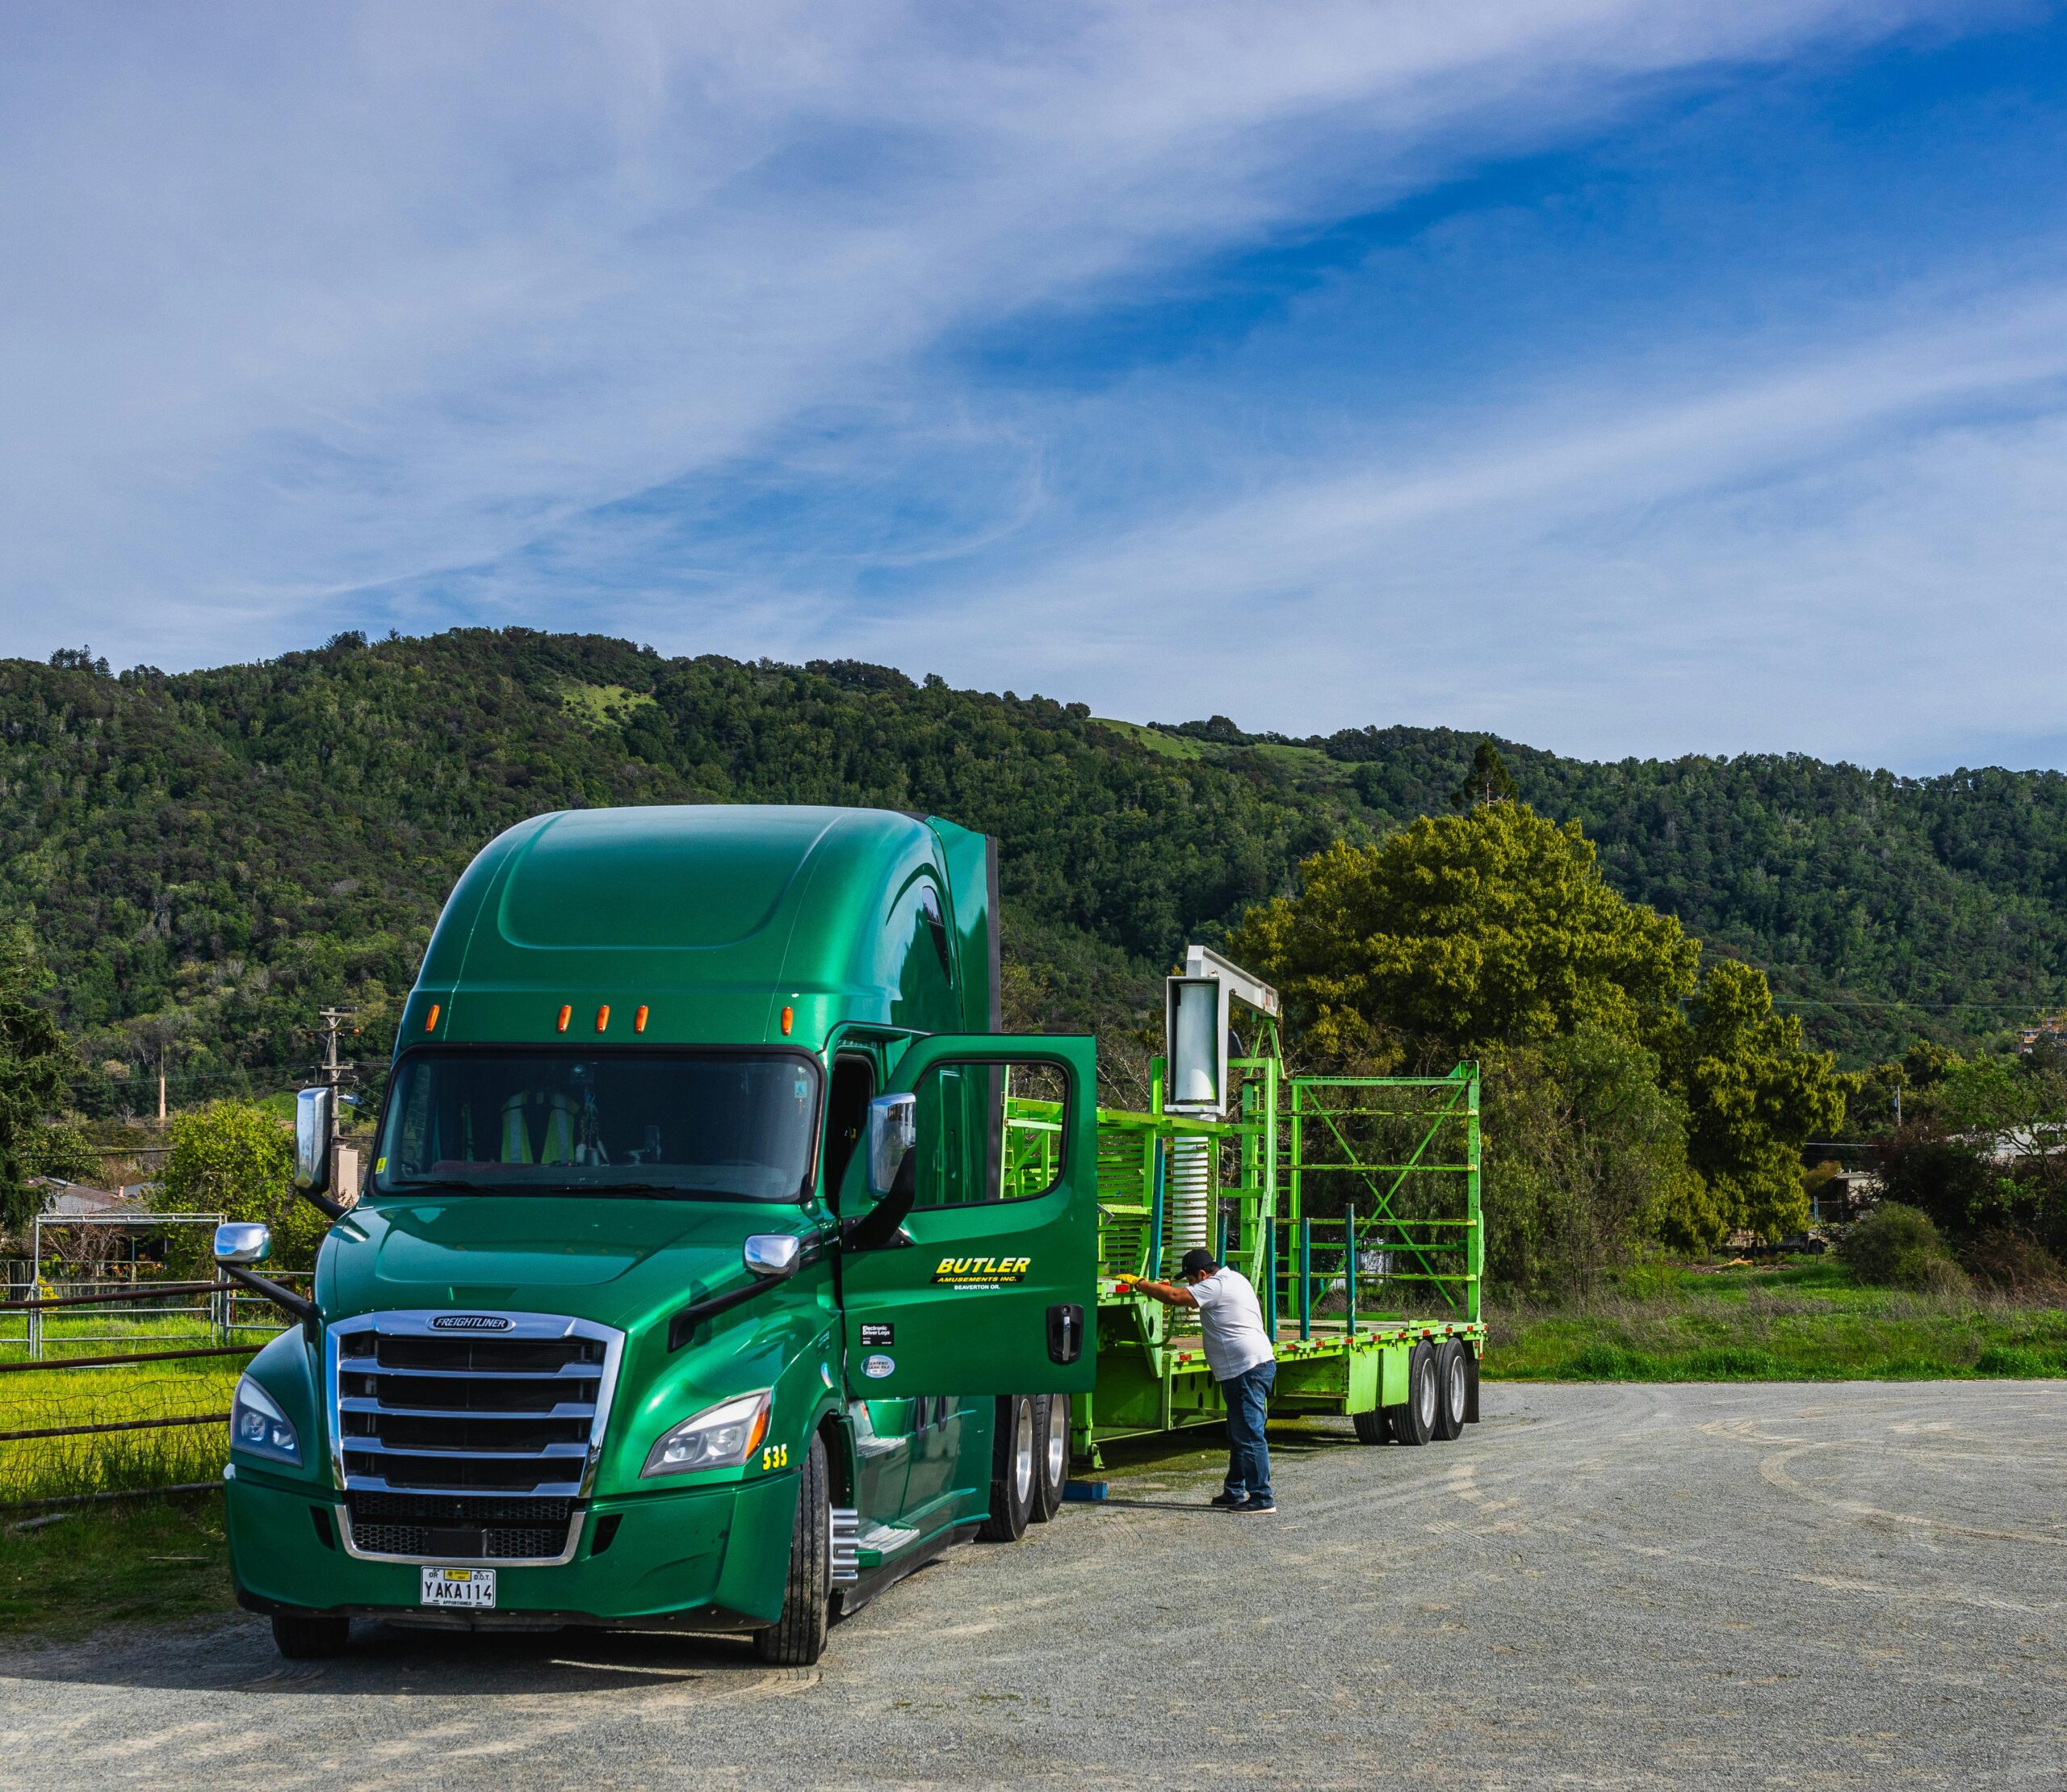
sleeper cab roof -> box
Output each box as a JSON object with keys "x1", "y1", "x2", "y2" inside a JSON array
[{"x1": 407, "y1": 804, "x2": 963, "y2": 1048}]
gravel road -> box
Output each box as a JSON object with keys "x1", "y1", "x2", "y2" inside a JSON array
[{"x1": 4, "y1": 1381, "x2": 2065, "y2": 1790}]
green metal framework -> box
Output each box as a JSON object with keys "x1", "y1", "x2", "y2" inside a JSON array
[
  {"x1": 1284, "y1": 1067, "x2": 1482, "y2": 1333},
  {"x1": 1014, "y1": 1034, "x2": 1484, "y2": 1462}
]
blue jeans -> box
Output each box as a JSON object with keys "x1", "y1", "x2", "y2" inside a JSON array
[{"x1": 1221, "y1": 1362, "x2": 1276, "y2": 1500}]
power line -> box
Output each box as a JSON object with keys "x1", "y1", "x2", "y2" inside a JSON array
[{"x1": 1769, "y1": 997, "x2": 2064, "y2": 1012}]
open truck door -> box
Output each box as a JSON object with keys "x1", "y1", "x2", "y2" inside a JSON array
[{"x1": 838, "y1": 1034, "x2": 1097, "y2": 1397}]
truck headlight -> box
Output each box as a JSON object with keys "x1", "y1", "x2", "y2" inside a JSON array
[
  {"x1": 230, "y1": 1374, "x2": 300, "y2": 1467},
  {"x1": 642, "y1": 1390, "x2": 772, "y2": 1477}
]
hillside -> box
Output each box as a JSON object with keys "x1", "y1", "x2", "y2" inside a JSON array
[{"x1": 4, "y1": 628, "x2": 2065, "y2": 1111}]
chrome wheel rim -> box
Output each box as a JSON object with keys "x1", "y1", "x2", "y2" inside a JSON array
[
  {"x1": 1448, "y1": 1358, "x2": 1465, "y2": 1419},
  {"x1": 1046, "y1": 1398, "x2": 1067, "y2": 1488},
  {"x1": 1418, "y1": 1362, "x2": 1436, "y2": 1429},
  {"x1": 1013, "y1": 1399, "x2": 1034, "y2": 1505}
]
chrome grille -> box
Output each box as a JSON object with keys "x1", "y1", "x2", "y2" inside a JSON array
[{"x1": 328, "y1": 1311, "x2": 623, "y2": 1559}]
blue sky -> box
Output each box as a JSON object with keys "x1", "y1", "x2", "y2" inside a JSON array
[{"x1": 4, "y1": 2, "x2": 2067, "y2": 770}]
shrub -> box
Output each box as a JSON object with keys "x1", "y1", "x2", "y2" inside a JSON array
[
  {"x1": 1962, "y1": 1228, "x2": 2067, "y2": 1299},
  {"x1": 1974, "y1": 1345, "x2": 2054, "y2": 1378},
  {"x1": 1838, "y1": 1202, "x2": 1965, "y2": 1291}
]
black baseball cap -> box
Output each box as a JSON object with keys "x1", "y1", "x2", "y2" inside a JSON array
[{"x1": 1179, "y1": 1249, "x2": 1219, "y2": 1278}]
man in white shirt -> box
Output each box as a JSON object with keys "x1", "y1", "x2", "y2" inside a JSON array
[{"x1": 1130, "y1": 1248, "x2": 1277, "y2": 1513}]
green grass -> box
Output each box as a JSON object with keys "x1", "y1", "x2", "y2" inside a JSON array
[
  {"x1": 1090, "y1": 717, "x2": 1205, "y2": 759},
  {"x1": 0, "y1": 1492, "x2": 235, "y2": 1639},
  {"x1": 562, "y1": 681, "x2": 659, "y2": 728},
  {"x1": 1485, "y1": 1258, "x2": 2067, "y2": 1381},
  {"x1": 1, "y1": 1309, "x2": 274, "y2": 1504}
]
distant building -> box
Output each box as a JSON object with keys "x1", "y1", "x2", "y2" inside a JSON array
[{"x1": 34, "y1": 1181, "x2": 142, "y2": 1219}]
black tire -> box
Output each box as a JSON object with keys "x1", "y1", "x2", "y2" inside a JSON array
[
  {"x1": 1030, "y1": 1393, "x2": 1070, "y2": 1522},
  {"x1": 270, "y1": 1612, "x2": 349, "y2": 1660},
  {"x1": 1391, "y1": 1342, "x2": 1437, "y2": 1446},
  {"x1": 753, "y1": 1432, "x2": 831, "y2": 1665},
  {"x1": 1433, "y1": 1339, "x2": 1468, "y2": 1442},
  {"x1": 976, "y1": 1394, "x2": 1036, "y2": 1542},
  {"x1": 1351, "y1": 1402, "x2": 1389, "y2": 1445}
]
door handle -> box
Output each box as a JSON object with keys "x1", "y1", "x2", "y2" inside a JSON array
[{"x1": 1046, "y1": 1303, "x2": 1084, "y2": 1365}]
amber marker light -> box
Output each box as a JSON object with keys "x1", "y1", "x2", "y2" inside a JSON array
[
  {"x1": 634, "y1": 1005, "x2": 649, "y2": 1034},
  {"x1": 556, "y1": 1004, "x2": 572, "y2": 1033},
  {"x1": 595, "y1": 1005, "x2": 610, "y2": 1033},
  {"x1": 780, "y1": 1005, "x2": 795, "y2": 1035},
  {"x1": 425, "y1": 1003, "x2": 440, "y2": 1033}
]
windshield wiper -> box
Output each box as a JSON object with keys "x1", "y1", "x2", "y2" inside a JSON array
[{"x1": 384, "y1": 1177, "x2": 510, "y2": 1193}]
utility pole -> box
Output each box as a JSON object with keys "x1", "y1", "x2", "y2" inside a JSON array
[{"x1": 317, "y1": 1007, "x2": 358, "y2": 1198}]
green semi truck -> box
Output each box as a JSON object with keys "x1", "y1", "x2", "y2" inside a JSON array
[{"x1": 219, "y1": 804, "x2": 1483, "y2": 1664}]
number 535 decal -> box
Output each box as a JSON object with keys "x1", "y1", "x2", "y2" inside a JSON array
[{"x1": 760, "y1": 1442, "x2": 790, "y2": 1472}]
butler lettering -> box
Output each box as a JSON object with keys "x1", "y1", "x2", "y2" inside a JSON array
[{"x1": 929, "y1": 1256, "x2": 1034, "y2": 1287}]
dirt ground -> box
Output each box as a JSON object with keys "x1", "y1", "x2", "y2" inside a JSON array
[{"x1": 3, "y1": 1381, "x2": 2065, "y2": 1789}]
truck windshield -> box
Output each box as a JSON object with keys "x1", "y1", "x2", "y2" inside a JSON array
[{"x1": 372, "y1": 1051, "x2": 820, "y2": 1201}]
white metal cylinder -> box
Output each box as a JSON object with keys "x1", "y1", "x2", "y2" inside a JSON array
[{"x1": 1168, "y1": 1135, "x2": 1212, "y2": 1258}]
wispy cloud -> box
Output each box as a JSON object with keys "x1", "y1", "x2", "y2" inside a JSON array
[{"x1": 1, "y1": 0, "x2": 2052, "y2": 770}]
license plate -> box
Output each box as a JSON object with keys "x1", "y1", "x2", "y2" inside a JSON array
[{"x1": 421, "y1": 1567, "x2": 496, "y2": 1609}]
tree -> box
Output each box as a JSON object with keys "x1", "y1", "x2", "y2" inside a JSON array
[
  {"x1": 153, "y1": 1100, "x2": 326, "y2": 1271},
  {"x1": 1449, "y1": 740, "x2": 1518, "y2": 811},
  {"x1": 1670, "y1": 960, "x2": 1847, "y2": 1243},
  {"x1": 1482, "y1": 1027, "x2": 1704, "y2": 1299},
  {"x1": 20, "y1": 1121, "x2": 99, "y2": 1186},
  {"x1": 0, "y1": 927, "x2": 80, "y2": 1234},
  {"x1": 1230, "y1": 803, "x2": 1700, "y2": 1068}
]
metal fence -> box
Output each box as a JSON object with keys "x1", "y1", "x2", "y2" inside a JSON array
[{"x1": 0, "y1": 1270, "x2": 300, "y2": 1508}]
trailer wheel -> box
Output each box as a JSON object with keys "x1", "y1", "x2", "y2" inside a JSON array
[
  {"x1": 1433, "y1": 1339, "x2": 1468, "y2": 1442},
  {"x1": 977, "y1": 1394, "x2": 1036, "y2": 1542},
  {"x1": 753, "y1": 1431, "x2": 831, "y2": 1665},
  {"x1": 1351, "y1": 1403, "x2": 1389, "y2": 1445},
  {"x1": 270, "y1": 1612, "x2": 349, "y2": 1659},
  {"x1": 1390, "y1": 1343, "x2": 1437, "y2": 1446},
  {"x1": 1030, "y1": 1394, "x2": 1069, "y2": 1522}
]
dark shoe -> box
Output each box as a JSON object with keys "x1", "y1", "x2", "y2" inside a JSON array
[
  {"x1": 1210, "y1": 1491, "x2": 1246, "y2": 1509},
  {"x1": 1235, "y1": 1496, "x2": 1276, "y2": 1513}
]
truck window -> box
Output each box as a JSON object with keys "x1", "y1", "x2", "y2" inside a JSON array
[
  {"x1": 373, "y1": 1050, "x2": 820, "y2": 1201},
  {"x1": 908, "y1": 1058, "x2": 1068, "y2": 1209}
]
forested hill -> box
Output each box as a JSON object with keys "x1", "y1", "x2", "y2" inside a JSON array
[{"x1": 4, "y1": 627, "x2": 2065, "y2": 1107}]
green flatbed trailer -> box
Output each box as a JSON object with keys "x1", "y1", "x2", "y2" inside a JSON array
[{"x1": 1025, "y1": 1042, "x2": 1485, "y2": 1466}]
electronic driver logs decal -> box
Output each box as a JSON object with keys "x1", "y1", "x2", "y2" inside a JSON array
[{"x1": 932, "y1": 1256, "x2": 1033, "y2": 1288}]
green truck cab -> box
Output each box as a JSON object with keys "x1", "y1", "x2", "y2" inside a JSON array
[{"x1": 220, "y1": 805, "x2": 1098, "y2": 1664}]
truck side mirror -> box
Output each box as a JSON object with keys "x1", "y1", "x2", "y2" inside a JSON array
[
  {"x1": 743, "y1": 1234, "x2": 801, "y2": 1278},
  {"x1": 294, "y1": 1088, "x2": 333, "y2": 1194},
  {"x1": 865, "y1": 1093, "x2": 916, "y2": 1199},
  {"x1": 214, "y1": 1221, "x2": 273, "y2": 1265}
]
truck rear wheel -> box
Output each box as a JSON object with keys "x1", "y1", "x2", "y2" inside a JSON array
[
  {"x1": 1351, "y1": 1403, "x2": 1389, "y2": 1445},
  {"x1": 1390, "y1": 1343, "x2": 1437, "y2": 1446},
  {"x1": 1030, "y1": 1394, "x2": 1069, "y2": 1521},
  {"x1": 753, "y1": 1432, "x2": 830, "y2": 1665},
  {"x1": 1433, "y1": 1340, "x2": 1469, "y2": 1441},
  {"x1": 977, "y1": 1394, "x2": 1035, "y2": 1542},
  {"x1": 270, "y1": 1612, "x2": 349, "y2": 1659}
]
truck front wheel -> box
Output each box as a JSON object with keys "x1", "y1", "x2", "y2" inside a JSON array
[
  {"x1": 271, "y1": 1612, "x2": 349, "y2": 1659},
  {"x1": 976, "y1": 1394, "x2": 1035, "y2": 1542},
  {"x1": 753, "y1": 1432, "x2": 831, "y2": 1665}
]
